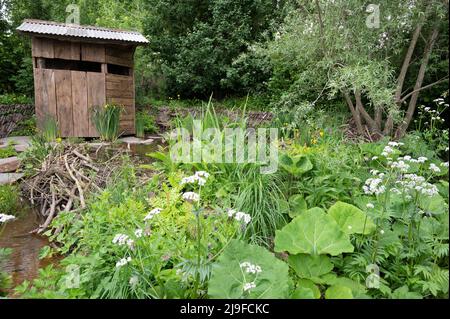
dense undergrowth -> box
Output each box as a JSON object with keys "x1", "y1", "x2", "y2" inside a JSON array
[{"x1": 5, "y1": 99, "x2": 448, "y2": 300}]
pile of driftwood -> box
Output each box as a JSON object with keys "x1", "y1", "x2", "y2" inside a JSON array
[{"x1": 21, "y1": 143, "x2": 127, "y2": 234}]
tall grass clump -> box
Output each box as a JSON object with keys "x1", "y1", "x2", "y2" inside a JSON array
[
  {"x1": 91, "y1": 104, "x2": 122, "y2": 142},
  {"x1": 40, "y1": 115, "x2": 59, "y2": 142},
  {"x1": 0, "y1": 184, "x2": 20, "y2": 215},
  {"x1": 171, "y1": 97, "x2": 287, "y2": 246}
]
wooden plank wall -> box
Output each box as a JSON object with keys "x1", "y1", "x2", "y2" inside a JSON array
[
  {"x1": 106, "y1": 74, "x2": 135, "y2": 134},
  {"x1": 87, "y1": 73, "x2": 105, "y2": 137},
  {"x1": 54, "y1": 70, "x2": 73, "y2": 136},
  {"x1": 32, "y1": 37, "x2": 136, "y2": 137},
  {"x1": 71, "y1": 71, "x2": 89, "y2": 136}
]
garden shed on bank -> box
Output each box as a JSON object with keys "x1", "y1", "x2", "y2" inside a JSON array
[{"x1": 16, "y1": 19, "x2": 149, "y2": 137}]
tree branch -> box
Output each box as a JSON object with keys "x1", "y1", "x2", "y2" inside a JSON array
[
  {"x1": 400, "y1": 76, "x2": 449, "y2": 103},
  {"x1": 396, "y1": 27, "x2": 440, "y2": 138}
]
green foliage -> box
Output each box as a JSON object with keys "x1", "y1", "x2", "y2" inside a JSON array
[
  {"x1": 208, "y1": 240, "x2": 289, "y2": 298},
  {"x1": 143, "y1": 0, "x2": 286, "y2": 97},
  {"x1": 135, "y1": 111, "x2": 157, "y2": 138},
  {"x1": 0, "y1": 145, "x2": 17, "y2": 159},
  {"x1": 0, "y1": 184, "x2": 20, "y2": 214},
  {"x1": 9, "y1": 116, "x2": 37, "y2": 137},
  {"x1": 40, "y1": 115, "x2": 59, "y2": 142},
  {"x1": 0, "y1": 248, "x2": 12, "y2": 297},
  {"x1": 91, "y1": 104, "x2": 122, "y2": 142},
  {"x1": 274, "y1": 209, "x2": 354, "y2": 256},
  {"x1": 328, "y1": 201, "x2": 376, "y2": 235},
  {"x1": 0, "y1": 93, "x2": 32, "y2": 105}
]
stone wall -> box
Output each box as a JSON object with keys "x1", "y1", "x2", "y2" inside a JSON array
[{"x1": 0, "y1": 104, "x2": 34, "y2": 138}]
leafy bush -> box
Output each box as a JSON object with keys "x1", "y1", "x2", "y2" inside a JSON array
[{"x1": 9, "y1": 116, "x2": 37, "y2": 137}]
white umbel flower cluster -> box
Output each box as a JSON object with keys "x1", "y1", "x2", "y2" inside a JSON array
[
  {"x1": 116, "y1": 257, "x2": 132, "y2": 268},
  {"x1": 182, "y1": 192, "x2": 200, "y2": 203},
  {"x1": 394, "y1": 174, "x2": 439, "y2": 197},
  {"x1": 243, "y1": 281, "x2": 256, "y2": 292},
  {"x1": 240, "y1": 262, "x2": 262, "y2": 274},
  {"x1": 144, "y1": 208, "x2": 162, "y2": 221},
  {"x1": 363, "y1": 177, "x2": 386, "y2": 195},
  {"x1": 0, "y1": 213, "x2": 16, "y2": 223},
  {"x1": 180, "y1": 171, "x2": 210, "y2": 187},
  {"x1": 112, "y1": 234, "x2": 135, "y2": 250},
  {"x1": 228, "y1": 209, "x2": 252, "y2": 225},
  {"x1": 429, "y1": 163, "x2": 441, "y2": 173}
]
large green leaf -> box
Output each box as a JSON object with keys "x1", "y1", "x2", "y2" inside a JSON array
[
  {"x1": 208, "y1": 240, "x2": 289, "y2": 299},
  {"x1": 328, "y1": 201, "x2": 376, "y2": 235},
  {"x1": 288, "y1": 254, "x2": 333, "y2": 278},
  {"x1": 418, "y1": 193, "x2": 447, "y2": 215},
  {"x1": 280, "y1": 154, "x2": 313, "y2": 176},
  {"x1": 295, "y1": 279, "x2": 321, "y2": 299},
  {"x1": 325, "y1": 285, "x2": 353, "y2": 299},
  {"x1": 288, "y1": 194, "x2": 308, "y2": 218},
  {"x1": 274, "y1": 210, "x2": 354, "y2": 256},
  {"x1": 291, "y1": 287, "x2": 315, "y2": 299}
]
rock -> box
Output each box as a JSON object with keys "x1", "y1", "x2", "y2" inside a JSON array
[
  {"x1": 0, "y1": 156, "x2": 21, "y2": 173},
  {"x1": 14, "y1": 144, "x2": 29, "y2": 152},
  {"x1": 119, "y1": 137, "x2": 144, "y2": 144},
  {"x1": 142, "y1": 138, "x2": 154, "y2": 145},
  {"x1": 0, "y1": 173, "x2": 24, "y2": 185}
]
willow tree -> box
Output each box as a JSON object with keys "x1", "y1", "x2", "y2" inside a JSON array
[{"x1": 266, "y1": 0, "x2": 449, "y2": 138}]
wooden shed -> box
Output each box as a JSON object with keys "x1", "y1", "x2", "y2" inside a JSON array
[{"x1": 16, "y1": 19, "x2": 149, "y2": 137}]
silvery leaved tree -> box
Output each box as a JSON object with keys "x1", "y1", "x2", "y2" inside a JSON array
[{"x1": 265, "y1": 0, "x2": 449, "y2": 138}]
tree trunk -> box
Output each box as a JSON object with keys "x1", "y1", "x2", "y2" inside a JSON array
[
  {"x1": 395, "y1": 28, "x2": 440, "y2": 138},
  {"x1": 384, "y1": 23, "x2": 423, "y2": 136},
  {"x1": 343, "y1": 91, "x2": 364, "y2": 135}
]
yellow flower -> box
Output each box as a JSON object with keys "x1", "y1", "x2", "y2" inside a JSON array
[
  {"x1": 319, "y1": 130, "x2": 324, "y2": 137},
  {"x1": 311, "y1": 138, "x2": 317, "y2": 145},
  {"x1": 56, "y1": 137, "x2": 62, "y2": 143}
]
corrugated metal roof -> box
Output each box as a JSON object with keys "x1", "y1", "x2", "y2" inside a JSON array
[{"x1": 16, "y1": 19, "x2": 149, "y2": 44}]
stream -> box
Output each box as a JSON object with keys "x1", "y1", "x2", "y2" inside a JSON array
[{"x1": 0, "y1": 205, "x2": 58, "y2": 294}]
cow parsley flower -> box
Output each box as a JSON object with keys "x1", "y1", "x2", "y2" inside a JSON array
[
  {"x1": 116, "y1": 257, "x2": 132, "y2": 268},
  {"x1": 182, "y1": 192, "x2": 200, "y2": 203},
  {"x1": 112, "y1": 234, "x2": 129, "y2": 246},
  {"x1": 417, "y1": 157, "x2": 428, "y2": 163},
  {"x1": 180, "y1": 171, "x2": 210, "y2": 186},
  {"x1": 441, "y1": 162, "x2": 449, "y2": 168},
  {"x1": 144, "y1": 208, "x2": 162, "y2": 221},
  {"x1": 429, "y1": 163, "x2": 441, "y2": 173},
  {"x1": 134, "y1": 229, "x2": 143, "y2": 238},
  {"x1": 363, "y1": 177, "x2": 386, "y2": 195},
  {"x1": 240, "y1": 262, "x2": 262, "y2": 274},
  {"x1": 366, "y1": 203, "x2": 375, "y2": 209},
  {"x1": 390, "y1": 160, "x2": 410, "y2": 173},
  {"x1": 234, "y1": 211, "x2": 252, "y2": 225},
  {"x1": 243, "y1": 281, "x2": 256, "y2": 292},
  {"x1": 0, "y1": 214, "x2": 16, "y2": 223},
  {"x1": 129, "y1": 275, "x2": 139, "y2": 287}
]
